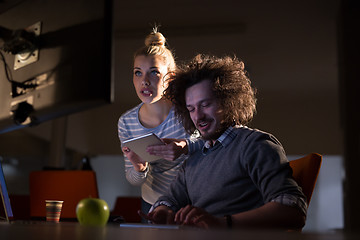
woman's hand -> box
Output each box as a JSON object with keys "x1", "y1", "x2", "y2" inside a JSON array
[
  {"x1": 122, "y1": 147, "x2": 148, "y2": 172},
  {"x1": 146, "y1": 138, "x2": 188, "y2": 161}
]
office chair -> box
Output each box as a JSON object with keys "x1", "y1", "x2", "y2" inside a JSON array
[
  {"x1": 29, "y1": 170, "x2": 99, "y2": 220},
  {"x1": 111, "y1": 196, "x2": 142, "y2": 223},
  {"x1": 289, "y1": 153, "x2": 322, "y2": 206}
]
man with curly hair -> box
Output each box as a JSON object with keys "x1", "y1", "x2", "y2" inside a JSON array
[{"x1": 143, "y1": 54, "x2": 307, "y2": 230}]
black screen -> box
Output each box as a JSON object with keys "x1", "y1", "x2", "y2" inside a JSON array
[{"x1": 0, "y1": 0, "x2": 114, "y2": 133}]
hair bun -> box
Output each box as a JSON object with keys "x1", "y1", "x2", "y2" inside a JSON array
[{"x1": 145, "y1": 31, "x2": 166, "y2": 47}]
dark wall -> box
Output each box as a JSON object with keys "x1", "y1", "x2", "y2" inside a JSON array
[
  {"x1": 1, "y1": 0, "x2": 341, "y2": 158},
  {"x1": 338, "y1": 0, "x2": 360, "y2": 232}
]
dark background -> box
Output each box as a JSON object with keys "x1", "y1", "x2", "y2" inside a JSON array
[{"x1": 1, "y1": 0, "x2": 359, "y2": 231}]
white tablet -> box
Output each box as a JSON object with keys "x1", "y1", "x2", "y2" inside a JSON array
[{"x1": 122, "y1": 133, "x2": 165, "y2": 162}]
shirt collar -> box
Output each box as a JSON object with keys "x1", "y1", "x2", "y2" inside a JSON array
[{"x1": 203, "y1": 125, "x2": 243, "y2": 152}]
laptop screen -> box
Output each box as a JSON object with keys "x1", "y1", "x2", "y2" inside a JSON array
[{"x1": 0, "y1": 161, "x2": 14, "y2": 221}]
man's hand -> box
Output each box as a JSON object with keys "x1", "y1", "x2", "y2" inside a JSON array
[
  {"x1": 147, "y1": 138, "x2": 188, "y2": 161},
  {"x1": 138, "y1": 205, "x2": 175, "y2": 224},
  {"x1": 174, "y1": 205, "x2": 224, "y2": 229}
]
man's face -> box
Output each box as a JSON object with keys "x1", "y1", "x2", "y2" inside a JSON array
[{"x1": 185, "y1": 79, "x2": 225, "y2": 142}]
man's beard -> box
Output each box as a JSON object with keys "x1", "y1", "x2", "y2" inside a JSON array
[{"x1": 200, "y1": 123, "x2": 228, "y2": 141}]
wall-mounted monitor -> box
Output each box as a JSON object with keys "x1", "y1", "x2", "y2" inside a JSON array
[{"x1": 0, "y1": 0, "x2": 114, "y2": 134}]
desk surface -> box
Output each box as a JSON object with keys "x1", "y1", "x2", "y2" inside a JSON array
[{"x1": 0, "y1": 222, "x2": 357, "y2": 240}]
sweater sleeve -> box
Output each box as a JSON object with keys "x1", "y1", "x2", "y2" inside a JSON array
[
  {"x1": 241, "y1": 131, "x2": 307, "y2": 209},
  {"x1": 153, "y1": 163, "x2": 190, "y2": 212}
]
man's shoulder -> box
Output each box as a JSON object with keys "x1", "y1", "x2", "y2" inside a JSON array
[
  {"x1": 233, "y1": 125, "x2": 267, "y2": 135},
  {"x1": 232, "y1": 126, "x2": 276, "y2": 142}
]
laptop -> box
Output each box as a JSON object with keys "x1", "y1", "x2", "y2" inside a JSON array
[
  {"x1": 119, "y1": 223, "x2": 181, "y2": 230},
  {"x1": 0, "y1": 161, "x2": 47, "y2": 225},
  {"x1": 0, "y1": 160, "x2": 14, "y2": 223}
]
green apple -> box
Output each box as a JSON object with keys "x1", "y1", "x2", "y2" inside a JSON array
[{"x1": 76, "y1": 198, "x2": 110, "y2": 226}]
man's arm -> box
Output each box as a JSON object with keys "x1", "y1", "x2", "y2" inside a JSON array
[
  {"x1": 171, "y1": 202, "x2": 305, "y2": 230},
  {"x1": 230, "y1": 202, "x2": 305, "y2": 230},
  {"x1": 146, "y1": 138, "x2": 188, "y2": 161},
  {"x1": 146, "y1": 137, "x2": 204, "y2": 160}
]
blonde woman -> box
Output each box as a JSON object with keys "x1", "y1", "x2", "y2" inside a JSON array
[{"x1": 118, "y1": 29, "x2": 201, "y2": 221}]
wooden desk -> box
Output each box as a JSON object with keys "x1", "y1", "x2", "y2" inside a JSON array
[{"x1": 0, "y1": 222, "x2": 355, "y2": 240}]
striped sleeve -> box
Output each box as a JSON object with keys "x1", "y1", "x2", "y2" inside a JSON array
[{"x1": 118, "y1": 105, "x2": 149, "y2": 186}]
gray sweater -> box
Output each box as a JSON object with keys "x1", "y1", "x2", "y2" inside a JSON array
[{"x1": 155, "y1": 126, "x2": 306, "y2": 217}]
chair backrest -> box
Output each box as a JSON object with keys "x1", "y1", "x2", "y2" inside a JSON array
[
  {"x1": 29, "y1": 170, "x2": 99, "y2": 219},
  {"x1": 111, "y1": 196, "x2": 142, "y2": 223},
  {"x1": 289, "y1": 153, "x2": 322, "y2": 206}
]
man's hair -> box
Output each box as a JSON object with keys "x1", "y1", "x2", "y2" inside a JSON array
[{"x1": 164, "y1": 54, "x2": 257, "y2": 134}]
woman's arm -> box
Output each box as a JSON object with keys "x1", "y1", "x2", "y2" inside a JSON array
[{"x1": 122, "y1": 149, "x2": 148, "y2": 186}]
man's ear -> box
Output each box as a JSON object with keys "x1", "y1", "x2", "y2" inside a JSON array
[
  {"x1": 167, "y1": 71, "x2": 176, "y2": 79},
  {"x1": 163, "y1": 71, "x2": 175, "y2": 88}
]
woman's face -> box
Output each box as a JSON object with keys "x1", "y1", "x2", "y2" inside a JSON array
[{"x1": 133, "y1": 55, "x2": 169, "y2": 105}]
